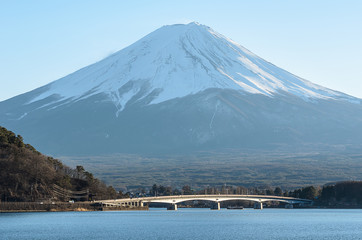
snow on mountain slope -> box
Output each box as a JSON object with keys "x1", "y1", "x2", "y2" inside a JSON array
[
  {"x1": 27, "y1": 22, "x2": 358, "y2": 114},
  {"x1": 2, "y1": 22, "x2": 362, "y2": 156}
]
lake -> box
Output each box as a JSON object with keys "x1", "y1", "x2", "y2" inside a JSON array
[{"x1": 1, "y1": 208, "x2": 362, "y2": 239}]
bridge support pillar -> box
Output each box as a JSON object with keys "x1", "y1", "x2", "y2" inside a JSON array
[
  {"x1": 285, "y1": 203, "x2": 293, "y2": 209},
  {"x1": 211, "y1": 202, "x2": 220, "y2": 210},
  {"x1": 254, "y1": 202, "x2": 263, "y2": 209},
  {"x1": 167, "y1": 203, "x2": 178, "y2": 211},
  {"x1": 140, "y1": 201, "x2": 144, "y2": 207}
]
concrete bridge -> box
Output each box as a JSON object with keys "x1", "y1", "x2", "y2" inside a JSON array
[{"x1": 96, "y1": 194, "x2": 312, "y2": 210}]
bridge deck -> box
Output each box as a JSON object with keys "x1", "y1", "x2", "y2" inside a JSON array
[{"x1": 98, "y1": 194, "x2": 312, "y2": 206}]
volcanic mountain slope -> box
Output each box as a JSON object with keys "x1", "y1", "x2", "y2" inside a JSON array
[{"x1": 1, "y1": 22, "x2": 362, "y2": 155}]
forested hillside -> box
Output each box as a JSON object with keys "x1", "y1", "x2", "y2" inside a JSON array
[{"x1": 0, "y1": 126, "x2": 120, "y2": 202}]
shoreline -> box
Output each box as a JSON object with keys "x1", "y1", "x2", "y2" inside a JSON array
[
  {"x1": 1, "y1": 206, "x2": 362, "y2": 213},
  {"x1": 0, "y1": 202, "x2": 148, "y2": 212}
]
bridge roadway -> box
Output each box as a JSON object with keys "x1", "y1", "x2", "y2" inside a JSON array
[{"x1": 96, "y1": 194, "x2": 312, "y2": 210}]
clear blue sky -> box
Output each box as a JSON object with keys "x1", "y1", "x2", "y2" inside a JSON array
[{"x1": 1, "y1": 0, "x2": 362, "y2": 101}]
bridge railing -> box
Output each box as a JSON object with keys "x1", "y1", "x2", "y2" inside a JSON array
[{"x1": 97, "y1": 194, "x2": 312, "y2": 204}]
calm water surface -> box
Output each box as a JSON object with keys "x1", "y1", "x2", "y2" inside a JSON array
[{"x1": 1, "y1": 208, "x2": 362, "y2": 240}]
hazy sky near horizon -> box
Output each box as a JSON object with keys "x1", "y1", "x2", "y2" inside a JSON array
[{"x1": 1, "y1": 0, "x2": 362, "y2": 101}]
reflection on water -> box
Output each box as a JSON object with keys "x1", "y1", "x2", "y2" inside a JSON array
[{"x1": 1, "y1": 208, "x2": 362, "y2": 240}]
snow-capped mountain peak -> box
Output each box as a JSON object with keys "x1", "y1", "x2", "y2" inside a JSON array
[
  {"x1": 2, "y1": 22, "x2": 362, "y2": 156},
  {"x1": 27, "y1": 22, "x2": 358, "y2": 113}
]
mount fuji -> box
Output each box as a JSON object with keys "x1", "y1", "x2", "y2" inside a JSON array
[{"x1": 1, "y1": 22, "x2": 362, "y2": 156}]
